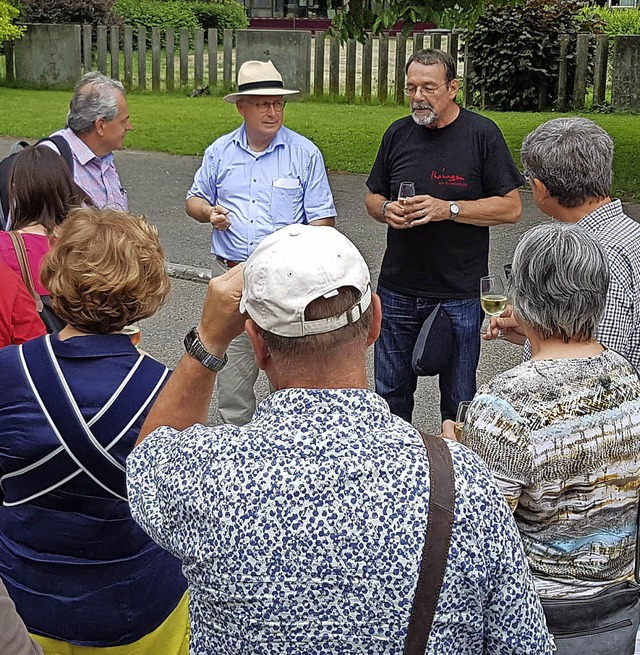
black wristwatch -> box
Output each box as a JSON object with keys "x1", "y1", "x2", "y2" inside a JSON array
[{"x1": 184, "y1": 327, "x2": 228, "y2": 371}]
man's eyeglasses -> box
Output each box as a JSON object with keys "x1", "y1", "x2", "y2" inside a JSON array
[
  {"x1": 244, "y1": 100, "x2": 287, "y2": 113},
  {"x1": 403, "y1": 81, "x2": 449, "y2": 96}
]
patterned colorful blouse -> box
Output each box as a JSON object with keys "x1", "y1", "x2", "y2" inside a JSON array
[
  {"x1": 128, "y1": 387, "x2": 551, "y2": 654},
  {"x1": 462, "y1": 349, "x2": 640, "y2": 599}
]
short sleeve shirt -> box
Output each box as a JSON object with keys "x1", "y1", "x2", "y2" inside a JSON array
[
  {"x1": 187, "y1": 125, "x2": 336, "y2": 261},
  {"x1": 367, "y1": 109, "x2": 523, "y2": 297}
]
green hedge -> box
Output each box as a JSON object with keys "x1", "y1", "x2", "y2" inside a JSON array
[
  {"x1": 114, "y1": 0, "x2": 199, "y2": 34},
  {"x1": 0, "y1": 0, "x2": 23, "y2": 43},
  {"x1": 113, "y1": 0, "x2": 247, "y2": 44}
]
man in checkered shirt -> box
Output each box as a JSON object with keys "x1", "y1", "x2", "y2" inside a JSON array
[{"x1": 485, "y1": 117, "x2": 640, "y2": 369}]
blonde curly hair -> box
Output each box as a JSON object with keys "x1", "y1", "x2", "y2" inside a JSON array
[{"x1": 40, "y1": 207, "x2": 171, "y2": 334}]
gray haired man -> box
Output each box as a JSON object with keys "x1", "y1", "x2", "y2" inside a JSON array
[
  {"x1": 43, "y1": 72, "x2": 132, "y2": 210},
  {"x1": 127, "y1": 224, "x2": 551, "y2": 653},
  {"x1": 488, "y1": 117, "x2": 640, "y2": 368}
]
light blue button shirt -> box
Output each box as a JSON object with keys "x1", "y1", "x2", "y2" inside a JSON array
[{"x1": 187, "y1": 124, "x2": 336, "y2": 261}]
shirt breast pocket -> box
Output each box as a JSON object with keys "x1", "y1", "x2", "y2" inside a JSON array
[{"x1": 270, "y1": 178, "x2": 303, "y2": 226}]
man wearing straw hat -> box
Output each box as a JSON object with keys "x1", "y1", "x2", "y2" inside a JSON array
[{"x1": 186, "y1": 59, "x2": 336, "y2": 426}]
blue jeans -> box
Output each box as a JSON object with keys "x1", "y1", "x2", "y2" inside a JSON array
[{"x1": 375, "y1": 285, "x2": 483, "y2": 423}]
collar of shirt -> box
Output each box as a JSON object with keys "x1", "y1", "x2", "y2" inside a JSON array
[
  {"x1": 232, "y1": 123, "x2": 286, "y2": 157},
  {"x1": 49, "y1": 331, "x2": 140, "y2": 359},
  {"x1": 61, "y1": 127, "x2": 115, "y2": 167},
  {"x1": 251, "y1": 387, "x2": 403, "y2": 437},
  {"x1": 578, "y1": 198, "x2": 624, "y2": 231}
]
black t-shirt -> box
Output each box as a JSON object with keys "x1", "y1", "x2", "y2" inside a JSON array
[{"x1": 366, "y1": 108, "x2": 523, "y2": 298}]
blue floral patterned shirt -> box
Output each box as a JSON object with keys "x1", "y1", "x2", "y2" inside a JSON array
[{"x1": 127, "y1": 388, "x2": 551, "y2": 654}]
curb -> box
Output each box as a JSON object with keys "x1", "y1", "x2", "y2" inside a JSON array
[{"x1": 166, "y1": 261, "x2": 212, "y2": 284}]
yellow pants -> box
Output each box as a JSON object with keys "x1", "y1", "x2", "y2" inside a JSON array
[{"x1": 31, "y1": 592, "x2": 189, "y2": 655}]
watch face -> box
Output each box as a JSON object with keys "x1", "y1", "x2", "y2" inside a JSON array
[{"x1": 450, "y1": 203, "x2": 460, "y2": 216}]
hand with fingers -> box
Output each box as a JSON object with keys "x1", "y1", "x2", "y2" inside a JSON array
[
  {"x1": 402, "y1": 195, "x2": 450, "y2": 227},
  {"x1": 206, "y1": 205, "x2": 232, "y2": 231},
  {"x1": 483, "y1": 304, "x2": 527, "y2": 345}
]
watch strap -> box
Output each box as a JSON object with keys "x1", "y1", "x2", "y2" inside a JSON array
[{"x1": 184, "y1": 327, "x2": 228, "y2": 372}]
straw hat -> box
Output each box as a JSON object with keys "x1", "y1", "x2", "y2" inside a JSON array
[{"x1": 223, "y1": 60, "x2": 299, "y2": 103}]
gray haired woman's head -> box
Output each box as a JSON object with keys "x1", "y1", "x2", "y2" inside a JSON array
[
  {"x1": 510, "y1": 223, "x2": 609, "y2": 343},
  {"x1": 67, "y1": 72, "x2": 125, "y2": 135},
  {"x1": 520, "y1": 117, "x2": 613, "y2": 208}
]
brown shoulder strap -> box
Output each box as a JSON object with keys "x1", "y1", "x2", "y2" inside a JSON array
[
  {"x1": 8, "y1": 231, "x2": 43, "y2": 312},
  {"x1": 403, "y1": 433, "x2": 456, "y2": 655}
]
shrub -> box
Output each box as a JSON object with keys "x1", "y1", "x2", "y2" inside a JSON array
[
  {"x1": 18, "y1": 0, "x2": 117, "y2": 27},
  {"x1": 0, "y1": 0, "x2": 23, "y2": 43},
  {"x1": 113, "y1": 0, "x2": 199, "y2": 33},
  {"x1": 463, "y1": 0, "x2": 602, "y2": 111},
  {"x1": 580, "y1": 6, "x2": 640, "y2": 36},
  {"x1": 191, "y1": 0, "x2": 248, "y2": 38}
]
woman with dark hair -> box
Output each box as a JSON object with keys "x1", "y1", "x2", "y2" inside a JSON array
[
  {"x1": 0, "y1": 208, "x2": 188, "y2": 654},
  {"x1": 0, "y1": 145, "x2": 91, "y2": 295}
]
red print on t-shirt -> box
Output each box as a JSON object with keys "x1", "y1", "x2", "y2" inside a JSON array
[{"x1": 431, "y1": 169, "x2": 468, "y2": 188}]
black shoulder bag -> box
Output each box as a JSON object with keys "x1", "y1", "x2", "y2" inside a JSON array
[
  {"x1": 541, "y1": 503, "x2": 640, "y2": 655},
  {"x1": 403, "y1": 433, "x2": 456, "y2": 654}
]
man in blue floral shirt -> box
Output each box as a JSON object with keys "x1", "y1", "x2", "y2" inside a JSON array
[{"x1": 127, "y1": 225, "x2": 551, "y2": 654}]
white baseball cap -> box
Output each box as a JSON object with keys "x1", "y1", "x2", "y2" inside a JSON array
[{"x1": 240, "y1": 225, "x2": 372, "y2": 337}]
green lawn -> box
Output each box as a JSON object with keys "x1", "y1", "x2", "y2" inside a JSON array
[{"x1": 1, "y1": 88, "x2": 638, "y2": 200}]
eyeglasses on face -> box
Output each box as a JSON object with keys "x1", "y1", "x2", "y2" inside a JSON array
[
  {"x1": 403, "y1": 81, "x2": 449, "y2": 96},
  {"x1": 244, "y1": 100, "x2": 287, "y2": 113}
]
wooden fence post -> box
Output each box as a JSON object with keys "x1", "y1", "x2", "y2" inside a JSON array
[
  {"x1": 314, "y1": 31, "x2": 325, "y2": 96},
  {"x1": 166, "y1": 28, "x2": 175, "y2": 92},
  {"x1": 5, "y1": 42, "x2": 14, "y2": 83},
  {"x1": 414, "y1": 33, "x2": 424, "y2": 52},
  {"x1": 151, "y1": 27, "x2": 161, "y2": 91},
  {"x1": 362, "y1": 35, "x2": 373, "y2": 102},
  {"x1": 137, "y1": 26, "x2": 147, "y2": 91},
  {"x1": 448, "y1": 32, "x2": 459, "y2": 61},
  {"x1": 110, "y1": 26, "x2": 120, "y2": 80},
  {"x1": 83, "y1": 24, "x2": 92, "y2": 72},
  {"x1": 329, "y1": 34, "x2": 340, "y2": 96},
  {"x1": 556, "y1": 34, "x2": 569, "y2": 111},
  {"x1": 97, "y1": 25, "x2": 108, "y2": 74},
  {"x1": 593, "y1": 34, "x2": 609, "y2": 107},
  {"x1": 223, "y1": 29, "x2": 233, "y2": 87},
  {"x1": 572, "y1": 33, "x2": 590, "y2": 110},
  {"x1": 346, "y1": 39, "x2": 356, "y2": 102},
  {"x1": 378, "y1": 34, "x2": 389, "y2": 102},
  {"x1": 180, "y1": 28, "x2": 189, "y2": 88},
  {"x1": 124, "y1": 26, "x2": 133, "y2": 89},
  {"x1": 395, "y1": 34, "x2": 407, "y2": 104},
  {"x1": 194, "y1": 29, "x2": 204, "y2": 87},
  {"x1": 208, "y1": 29, "x2": 218, "y2": 88}
]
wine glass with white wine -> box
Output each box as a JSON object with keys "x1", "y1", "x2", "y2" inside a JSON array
[
  {"x1": 398, "y1": 181, "x2": 415, "y2": 210},
  {"x1": 480, "y1": 276, "x2": 508, "y2": 338}
]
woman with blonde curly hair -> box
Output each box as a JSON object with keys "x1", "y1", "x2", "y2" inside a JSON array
[{"x1": 0, "y1": 208, "x2": 188, "y2": 655}]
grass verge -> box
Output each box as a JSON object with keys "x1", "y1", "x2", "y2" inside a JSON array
[{"x1": 0, "y1": 87, "x2": 638, "y2": 200}]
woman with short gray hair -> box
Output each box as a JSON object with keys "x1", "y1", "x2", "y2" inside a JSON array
[{"x1": 451, "y1": 222, "x2": 640, "y2": 651}]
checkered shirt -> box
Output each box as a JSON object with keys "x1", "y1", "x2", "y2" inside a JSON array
[{"x1": 523, "y1": 200, "x2": 640, "y2": 369}]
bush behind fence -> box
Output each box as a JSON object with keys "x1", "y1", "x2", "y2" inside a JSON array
[{"x1": 1, "y1": 25, "x2": 637, "y2": 111}]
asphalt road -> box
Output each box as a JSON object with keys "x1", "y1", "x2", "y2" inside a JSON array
[{"x1": 2, "y1": 136, "x2": 639, "y2": 433}]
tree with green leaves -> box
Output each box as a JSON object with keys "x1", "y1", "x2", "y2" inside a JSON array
[
  {"x1": 329, "y1": 0, "x2": 510, "y2": 42},
  {"x1": 0, "y1": 0, "x2": 23, "y2": 43}
]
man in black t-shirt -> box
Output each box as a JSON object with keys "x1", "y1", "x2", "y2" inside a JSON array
[{"x1": 366, "y1": 48, "x2": 523, "y2": 423}]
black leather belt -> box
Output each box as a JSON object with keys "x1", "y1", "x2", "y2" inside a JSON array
[{"x1": 216, "y1": 256, "x2": 241, "y2": 268}]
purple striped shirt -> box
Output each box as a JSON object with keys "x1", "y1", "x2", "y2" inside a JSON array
[{"x1": 44, "y1": 128, "x2": 128, "y2": 211}]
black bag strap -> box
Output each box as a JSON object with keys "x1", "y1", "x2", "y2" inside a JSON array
[
  {"x1": 403, "y1": 433, "x2": 456, "y2": 655},
  {"x1": 37, "y1": 134, "x2": 74, "y2": 177}
]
